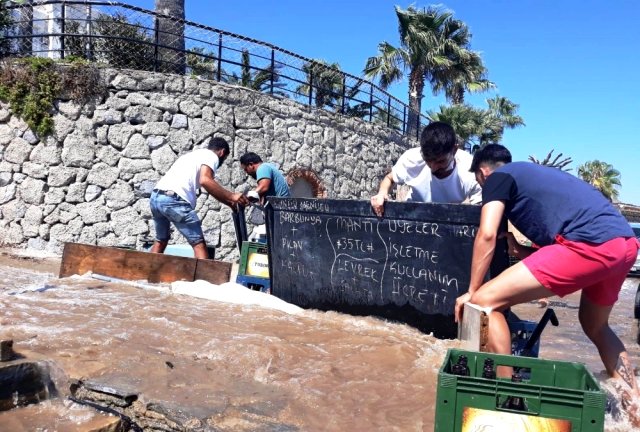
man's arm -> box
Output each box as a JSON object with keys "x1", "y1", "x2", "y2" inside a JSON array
[
  {"x1": 455, "y1": 200, "x2": 505, "y2": 322},
  {"x1": 468, "y1": 200, "x2": 505, "y2": 293},
  {"x1": 464, "y1": 181, "x2": 483, "y2": 205},
  {"x1": 370, "y1": 172, "x2": 395, "y2": 217},
  {"x1": 199, "y1": 165, "x2": 248, "y2": 208},
  {"x1": 254, "y1": 178, "x2": 271, "y2": 197},
  {"x1": 503, "y1": 231, "x2": 537, "y2": 260}
]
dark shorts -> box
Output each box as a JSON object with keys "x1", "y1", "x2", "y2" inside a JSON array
[
  {"x1": 522, "y1": 235, "x2": 639, "y2": 306},
  {"x1": 150, "y1": 190, "x2": 204, "y2": 246}
]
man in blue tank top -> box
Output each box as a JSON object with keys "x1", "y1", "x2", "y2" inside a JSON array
[
  {"x1": 240, "y1": 152, "x2": 291, "y2": 202},
  {"x1": 454, "y1": 144, "x2": 639, "y2": 402}
]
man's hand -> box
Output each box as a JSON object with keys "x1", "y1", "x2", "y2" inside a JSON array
[
  {"x1": 229, "y1": 192, "x2": 250, "y2": 208},
  {"x1": 370, "y1": 193, "x2": 388, "y2": 217},
  {"x1": 247, "y1": 190, "x2": 260, "y2": 203},
  {"x1": 499, "y1": 230, "x2": 537, "y2": 260},
  {"x1": 500, "y1": 231, "x2": 521, "y2": 257},
  {"x1": 454, "y1": 292, "x2": 472, "y2": 323}
]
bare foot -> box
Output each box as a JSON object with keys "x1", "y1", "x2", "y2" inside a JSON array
[
  {"x1": 537, "y1": 298, "x2": 549, "y2": 308},
  {"x1": 613, "y1": 380, "x2": 640, "y2": 428}
]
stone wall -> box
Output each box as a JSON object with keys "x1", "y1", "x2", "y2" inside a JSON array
[{"x1": 0, "y1": 68, "x2": 413, "y2": 261}]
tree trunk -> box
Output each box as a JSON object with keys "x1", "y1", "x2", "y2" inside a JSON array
[
  {"x1": 407, "y1": 69, "x2": 425, "y2": 140},
  {"x1": 155, "y1": 0, "x2": 185, "y2": 74},
  {"x1": 451, "y1": 84, "x2": 464, "y2": 105}
]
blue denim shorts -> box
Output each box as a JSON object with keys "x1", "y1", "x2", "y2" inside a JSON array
[{"x1": 150, "y1": 190, "x2": 205, "y2": 245}]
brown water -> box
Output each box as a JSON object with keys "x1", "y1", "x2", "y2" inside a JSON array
[{"x1": 0, "y1": 252, "x2": 639, "y2": 431}]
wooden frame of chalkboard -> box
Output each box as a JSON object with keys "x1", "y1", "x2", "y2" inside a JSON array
[{"x1": 264, "y1": 198, "x2": 509, "y2": 338}]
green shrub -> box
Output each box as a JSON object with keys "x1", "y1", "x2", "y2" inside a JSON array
[
  {"x1": 0, "y1": 57, "x2": 60, "y2": 136},
  {"x1": 0, "y1": 57, "x2": 103, "y2": 136}
]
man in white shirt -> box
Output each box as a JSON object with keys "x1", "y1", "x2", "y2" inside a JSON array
[
  {"x1": 370, "y1": 121, "x2": 481, "y2": 217},
  {"x1": 149, "y1": 137, "x2": 249, "y2": 259}
]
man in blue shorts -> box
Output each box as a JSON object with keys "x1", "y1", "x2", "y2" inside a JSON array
[
  {"x1": 454, "y1": 144, "x2": 639, "y2": 398},
  {"x1": 150, "y1": 137, "x2": 249, "y2": 259},
  {"x1": 239, "y1": 152, "x2": 291, "y2": 202}
]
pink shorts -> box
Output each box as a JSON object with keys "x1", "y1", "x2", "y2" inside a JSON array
[{"x1": 522, "y1": 235, "x2": 639, "y2": 306}]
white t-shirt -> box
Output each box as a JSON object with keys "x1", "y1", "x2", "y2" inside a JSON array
[
  {"x1": 155, "y1": 149, "x2": 220, "y2": 208},
  {"x1": 391, "y1": 148, "x2": 482, "y2": 204}
]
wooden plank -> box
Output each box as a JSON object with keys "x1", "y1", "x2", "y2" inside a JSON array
[
  {"x1": 457, "y1": 302, "x2": 489, "y2": 352},
  {"x1": 194, "y1": 259, "x2": 232, "y2": 285},
  {"x1": 59, "y1": 243, "x2": 104, "y2": 278},
  {"x1": 59, "y1": 243, "x2": 230, "y2": 284}
]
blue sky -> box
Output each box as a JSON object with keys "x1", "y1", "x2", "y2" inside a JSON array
[{"x1": 127, "y1": 0, "x2": 640, "y2": 204}]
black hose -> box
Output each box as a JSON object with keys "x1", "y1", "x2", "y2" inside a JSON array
[{"x1": 522, "y1": 308, "x2": 559, "y2": 354}]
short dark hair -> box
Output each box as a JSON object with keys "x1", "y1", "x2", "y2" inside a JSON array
[
  {"x1": 420, "y1": 121, "x2": 458, "y2": 161},
  {"x1": 207, "y1": 137, "x2": 230, "y2": 154},
  {"x1": 469, "y1": 144, "x2": 512, "y2": 172},
  {"x1": 239, "y1": 152, "x2": 262, "y2": 166}
]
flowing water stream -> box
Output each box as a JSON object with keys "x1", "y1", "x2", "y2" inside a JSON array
[{"x1": 0, "y1": 251, "x2": 638, "y2": 431}]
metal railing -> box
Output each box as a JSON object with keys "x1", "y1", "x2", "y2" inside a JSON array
[{"x1": 1, "y1": 0, "x2": 427, "y2": 139}]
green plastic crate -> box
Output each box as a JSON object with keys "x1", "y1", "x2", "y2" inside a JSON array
[
  {"x1": 435, "y1": 348, "x2": 605, "y2": 432},
  {"x1": 238, "y1": 242, "x2": 269, "y2": 278}
]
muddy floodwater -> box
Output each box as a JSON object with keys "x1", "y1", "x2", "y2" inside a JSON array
[{"x1": 0, "y1": 250, "x2": 639, "y2": 431}]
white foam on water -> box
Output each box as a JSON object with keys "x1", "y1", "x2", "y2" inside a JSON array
[
  {"x1": 171, "y1": 280, "x2": 304, "y2": 315},
  {"x1": 89, "y1": 273, "x2": 171, "y2": 293},
  {"x1": 2, "y1": 248, "x2": 59, "y2": 259},
  {"x1": 2, "y1": 323, "x2": 77, "y2": 338},
  {"x1": 599, "y1": 377, "x2": 640, "y2": 431}
]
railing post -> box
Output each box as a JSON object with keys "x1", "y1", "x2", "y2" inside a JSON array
[
  {"x1": 308, "y1": 68, "x2": 313, "y2": 107},
  {"x1": 60, "y1": 1, "x2": 66, "y2": 59},
  {"x1": 369, "y1": 83, "x2": 373, "y2": 121},
  {"x1": 402, "y1": 106, "x2": 406, "y2": 135},
  {"x1": 387, "y1": 95, "x2": 391, "y2": 127},
  {"x1": 217, "y1": 33, "x2": 223, "y2": 81},
  {"x1": 270, "y1": 48, "x2": 275, "y2": 95},
  {"x1": 341, "y1": 75, "x2": 346, "y2": 114},
  {"x1": 153, "y1": 16, "x2": 160, "y2": 72},
  {"x1": 86, "y1": 3, "x2": 93, "y2": 60}
]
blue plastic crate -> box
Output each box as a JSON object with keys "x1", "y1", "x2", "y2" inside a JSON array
[{"x1": 236, "y1": 274, "x2": 270, "y2": 293}]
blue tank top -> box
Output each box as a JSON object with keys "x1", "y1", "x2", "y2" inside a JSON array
[{"x1": 482, "y1": 162, "x2": 633, "y2": 246}]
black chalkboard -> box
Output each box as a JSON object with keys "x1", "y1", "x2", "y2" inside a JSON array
[{"x1": 265, "y1": 198, "x2": 509, "y2": 338}]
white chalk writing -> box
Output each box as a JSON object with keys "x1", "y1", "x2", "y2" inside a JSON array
[
  {"x1": 279, "y1": 211, "x2": 322, "y2": 225},
  {"x1": 387, "y1": 220, "x2": 441, "y2": 237}
]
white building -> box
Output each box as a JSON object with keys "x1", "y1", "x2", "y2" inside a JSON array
[{"x1": 19, "y1": 2, "x2": 92, "y2": 59}]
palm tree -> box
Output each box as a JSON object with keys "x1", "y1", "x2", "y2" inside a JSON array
[
  {"x1": 186, "y1": 47, "x2": 218, "y2": 80},
  {"x1": 428, "y1": 104, "x2": 483, "y2": 146},
  {"x1": 338, "y1": 78, "x2": 372, "y2": 119},
  {"x1": 431, "y1": 49, "x2": 494, "y2": 105},
  {"x1": 577, "y1": 160, "x2": 621, "y2": 201},
  {"x1": 528, "y1": 150, "x2": 572, "y2": 171},
  {"x1": 297, "y1": 59, "x2": 343, "y2": 109},
  {"x1": 479, "y1": 95, "x2": 525, "y2": 145},
  {"x1": 364, "y1": 6, "x2": 471, "y2": 138},
  {"x1": 227, "y1": 49, "x2": 286, "y2": 95},
  {"x1": 373, "y1": 109, "x2": 401, "y2": 130},
  {"x1": 155, "y1": 0, "x2": 185, "y2": 74},
  {"x1": 487, "y1": 96, "x2": 524, "y2": 129},
  {"x1": 428, "y1": 100, "x2": 521, "y2": 151}
]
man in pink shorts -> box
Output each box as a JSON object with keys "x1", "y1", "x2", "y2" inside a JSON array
[{"x1": 454, "y1": 144, "x2": 639, "y2": 397}]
